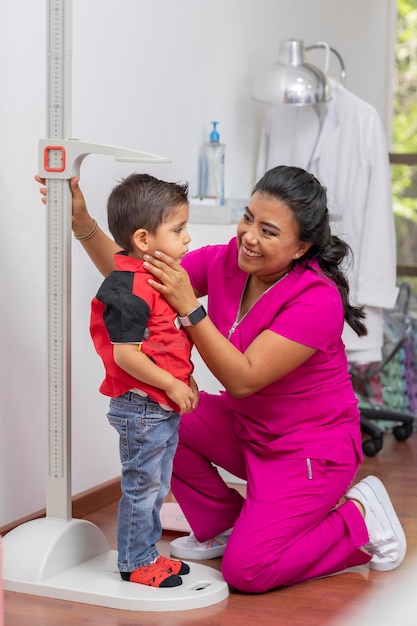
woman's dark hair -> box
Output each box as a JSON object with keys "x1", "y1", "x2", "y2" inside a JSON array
[
  {"x1": 107, "y1": 173, "x2": 189, "y2": 252},
  {"x1": 252, "y1": 165, "x2": 367, "y2": 337}
]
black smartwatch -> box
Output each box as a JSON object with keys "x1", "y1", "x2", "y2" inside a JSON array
[{"x1": 178, "y1": 304, "x2": 207, "y2": 327}]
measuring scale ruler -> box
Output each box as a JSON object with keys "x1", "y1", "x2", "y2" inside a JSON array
[
  {"x1": 44, "y1": 0, "x2": 72, "y2": 519},
  {"x1": 2, "y1": 0, "x2": 228, "y2": 611}
]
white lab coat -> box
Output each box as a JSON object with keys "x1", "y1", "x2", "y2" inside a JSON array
[{"x1": 256, "y1": 79, "x2": 398, "y2": 363}]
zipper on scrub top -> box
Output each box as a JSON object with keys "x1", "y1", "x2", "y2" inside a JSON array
[
  {"x1": 227, "y1": 273, "x2": 289, "y2": 341},
  {"x1": 228, "y1": 321, "x2": 239, "y2": 339}
]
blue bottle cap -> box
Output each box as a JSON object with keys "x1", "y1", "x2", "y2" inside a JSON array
[{"x1": 209, "y1": 121, "x2": 220, "y2": 142}]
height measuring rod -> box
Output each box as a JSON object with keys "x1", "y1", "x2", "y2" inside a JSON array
[
  {"x1": 41, "y1": 0, "x2": 169, "y2": 520},
  {"x1": 44, "y1": 0, "x2": 73, "y2": 519},
  {"x1": 3, "y1": 2, "x2": 229, "y2": 608}
]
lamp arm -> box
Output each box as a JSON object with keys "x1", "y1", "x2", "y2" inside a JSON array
[{"x1": 306, "y1": 43, "x2": 347, "y2": 83}]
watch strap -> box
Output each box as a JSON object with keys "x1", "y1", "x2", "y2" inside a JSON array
[{"x1": 178, "y1": 304, "x2": 207, "y2": 327}]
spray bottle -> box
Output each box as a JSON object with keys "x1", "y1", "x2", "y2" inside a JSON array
[{"x1": 199, "y1": 121, "x2": 225, "y2": 205}]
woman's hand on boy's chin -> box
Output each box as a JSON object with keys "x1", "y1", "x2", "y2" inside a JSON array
[{"x1": 143, "y1": 251, "x2": 198, "y2": 314}]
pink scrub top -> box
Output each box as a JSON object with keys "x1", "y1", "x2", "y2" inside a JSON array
[{"x1": 182, "y1": 238, "x2": 363, "y2": 463}]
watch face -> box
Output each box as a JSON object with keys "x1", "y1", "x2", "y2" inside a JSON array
[{"x1": 189, "y1": 305, "x2": 206, "y2": 325}]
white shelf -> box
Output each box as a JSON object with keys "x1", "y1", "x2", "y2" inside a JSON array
[{"x1": 189, "y1": 198, "x2": 246, "y2": 225}]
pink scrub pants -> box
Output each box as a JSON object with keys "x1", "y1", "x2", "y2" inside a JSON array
[{"x1": 171, "y1": 392, "x2": 371, "y2": 593}]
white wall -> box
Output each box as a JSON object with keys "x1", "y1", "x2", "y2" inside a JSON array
[{"x1": 0, "y1": 0, "x2": 395, "y2": 527}]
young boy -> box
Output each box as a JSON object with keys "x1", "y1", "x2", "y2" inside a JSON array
[{"x1": 90, "y1": 173, "x2": 198, "y2": 588}]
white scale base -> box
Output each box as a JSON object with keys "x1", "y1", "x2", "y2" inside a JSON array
[{"x1": 2, "y1": 518, "x2": 229, "y2": 611}]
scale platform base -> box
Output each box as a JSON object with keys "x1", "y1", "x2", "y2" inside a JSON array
[{"x1": 2, "y1": 518, "x2": 229, "y2": 611}]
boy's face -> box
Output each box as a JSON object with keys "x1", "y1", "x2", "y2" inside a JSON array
[{"x1": 146, "y1": 203, "x2": 191, "y2": 261}]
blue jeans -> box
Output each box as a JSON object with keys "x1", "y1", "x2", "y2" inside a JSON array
[{"x1": 107, "y1": 391, "x2": 180, "y2": 572}]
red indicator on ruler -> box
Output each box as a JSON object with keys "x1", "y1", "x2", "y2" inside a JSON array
[{"x1": 44, "y1": 145, "x2": 66, "y2": 172}]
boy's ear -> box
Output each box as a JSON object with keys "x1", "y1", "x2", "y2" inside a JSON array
[{"x1": 131, "y1": 228, "x2": 150, "y2": 252}]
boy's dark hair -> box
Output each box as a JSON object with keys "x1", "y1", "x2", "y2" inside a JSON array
[{"x1": 107, "y1": 173, "x2": 189, "y2": 251}]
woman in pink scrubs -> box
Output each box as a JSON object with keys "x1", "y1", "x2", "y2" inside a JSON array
[{"x1": 37, "y1": 165, "x2": 406, "y2": 593}]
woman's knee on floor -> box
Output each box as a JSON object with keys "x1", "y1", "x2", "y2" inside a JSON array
[{"x1": 221, "y1": 543, "x2": 289, "y2": 594}]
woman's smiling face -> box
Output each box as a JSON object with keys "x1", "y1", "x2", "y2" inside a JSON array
[{"x1": 236, "y1": 191, "x2": 311, "y2": 284}]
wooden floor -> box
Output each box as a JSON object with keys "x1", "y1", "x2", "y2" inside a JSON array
[{"x1": 4, "y1": 431, "x2": 417, "y2": 626}]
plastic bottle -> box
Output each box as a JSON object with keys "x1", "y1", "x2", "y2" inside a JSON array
[{"x1": 199, "y1": 121, "x2": 225, "y2": 205}]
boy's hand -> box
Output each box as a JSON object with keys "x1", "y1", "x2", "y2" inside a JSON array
[{"x1": 166, "y1": 379, "x2": 197, "y2": 415}]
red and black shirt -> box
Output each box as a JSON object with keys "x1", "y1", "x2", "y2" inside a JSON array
[{"x1": 90, "y1": 251, "x2": 193, "y2": 411}]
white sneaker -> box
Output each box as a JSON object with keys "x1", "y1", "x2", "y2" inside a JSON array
[
  {"x1": 170, "y1": 530, "x2": 232, "y2": 560},
  {"x1": 346, "y1": 475, "x2": 407, "y2": 571}
]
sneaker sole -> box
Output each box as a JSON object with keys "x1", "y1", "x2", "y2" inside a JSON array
[
  {"x1": 170, "y1": 540, "x2": 226, "y2": 561},
  {"x1": 348, "y1": 475, "x2": 407, "y2": 571}
]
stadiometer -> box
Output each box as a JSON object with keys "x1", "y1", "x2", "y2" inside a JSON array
[{"x1": 2, "y1": 0, "x2": 228, "y2": 611}]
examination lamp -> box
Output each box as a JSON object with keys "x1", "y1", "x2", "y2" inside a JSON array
[{"x1": 252, "y1": 38, "x2": 346, "y2": 106}]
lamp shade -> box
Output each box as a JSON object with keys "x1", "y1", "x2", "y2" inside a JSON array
[{"x1": 252, "y1": 38, "x2": 331, "y2": 106}]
